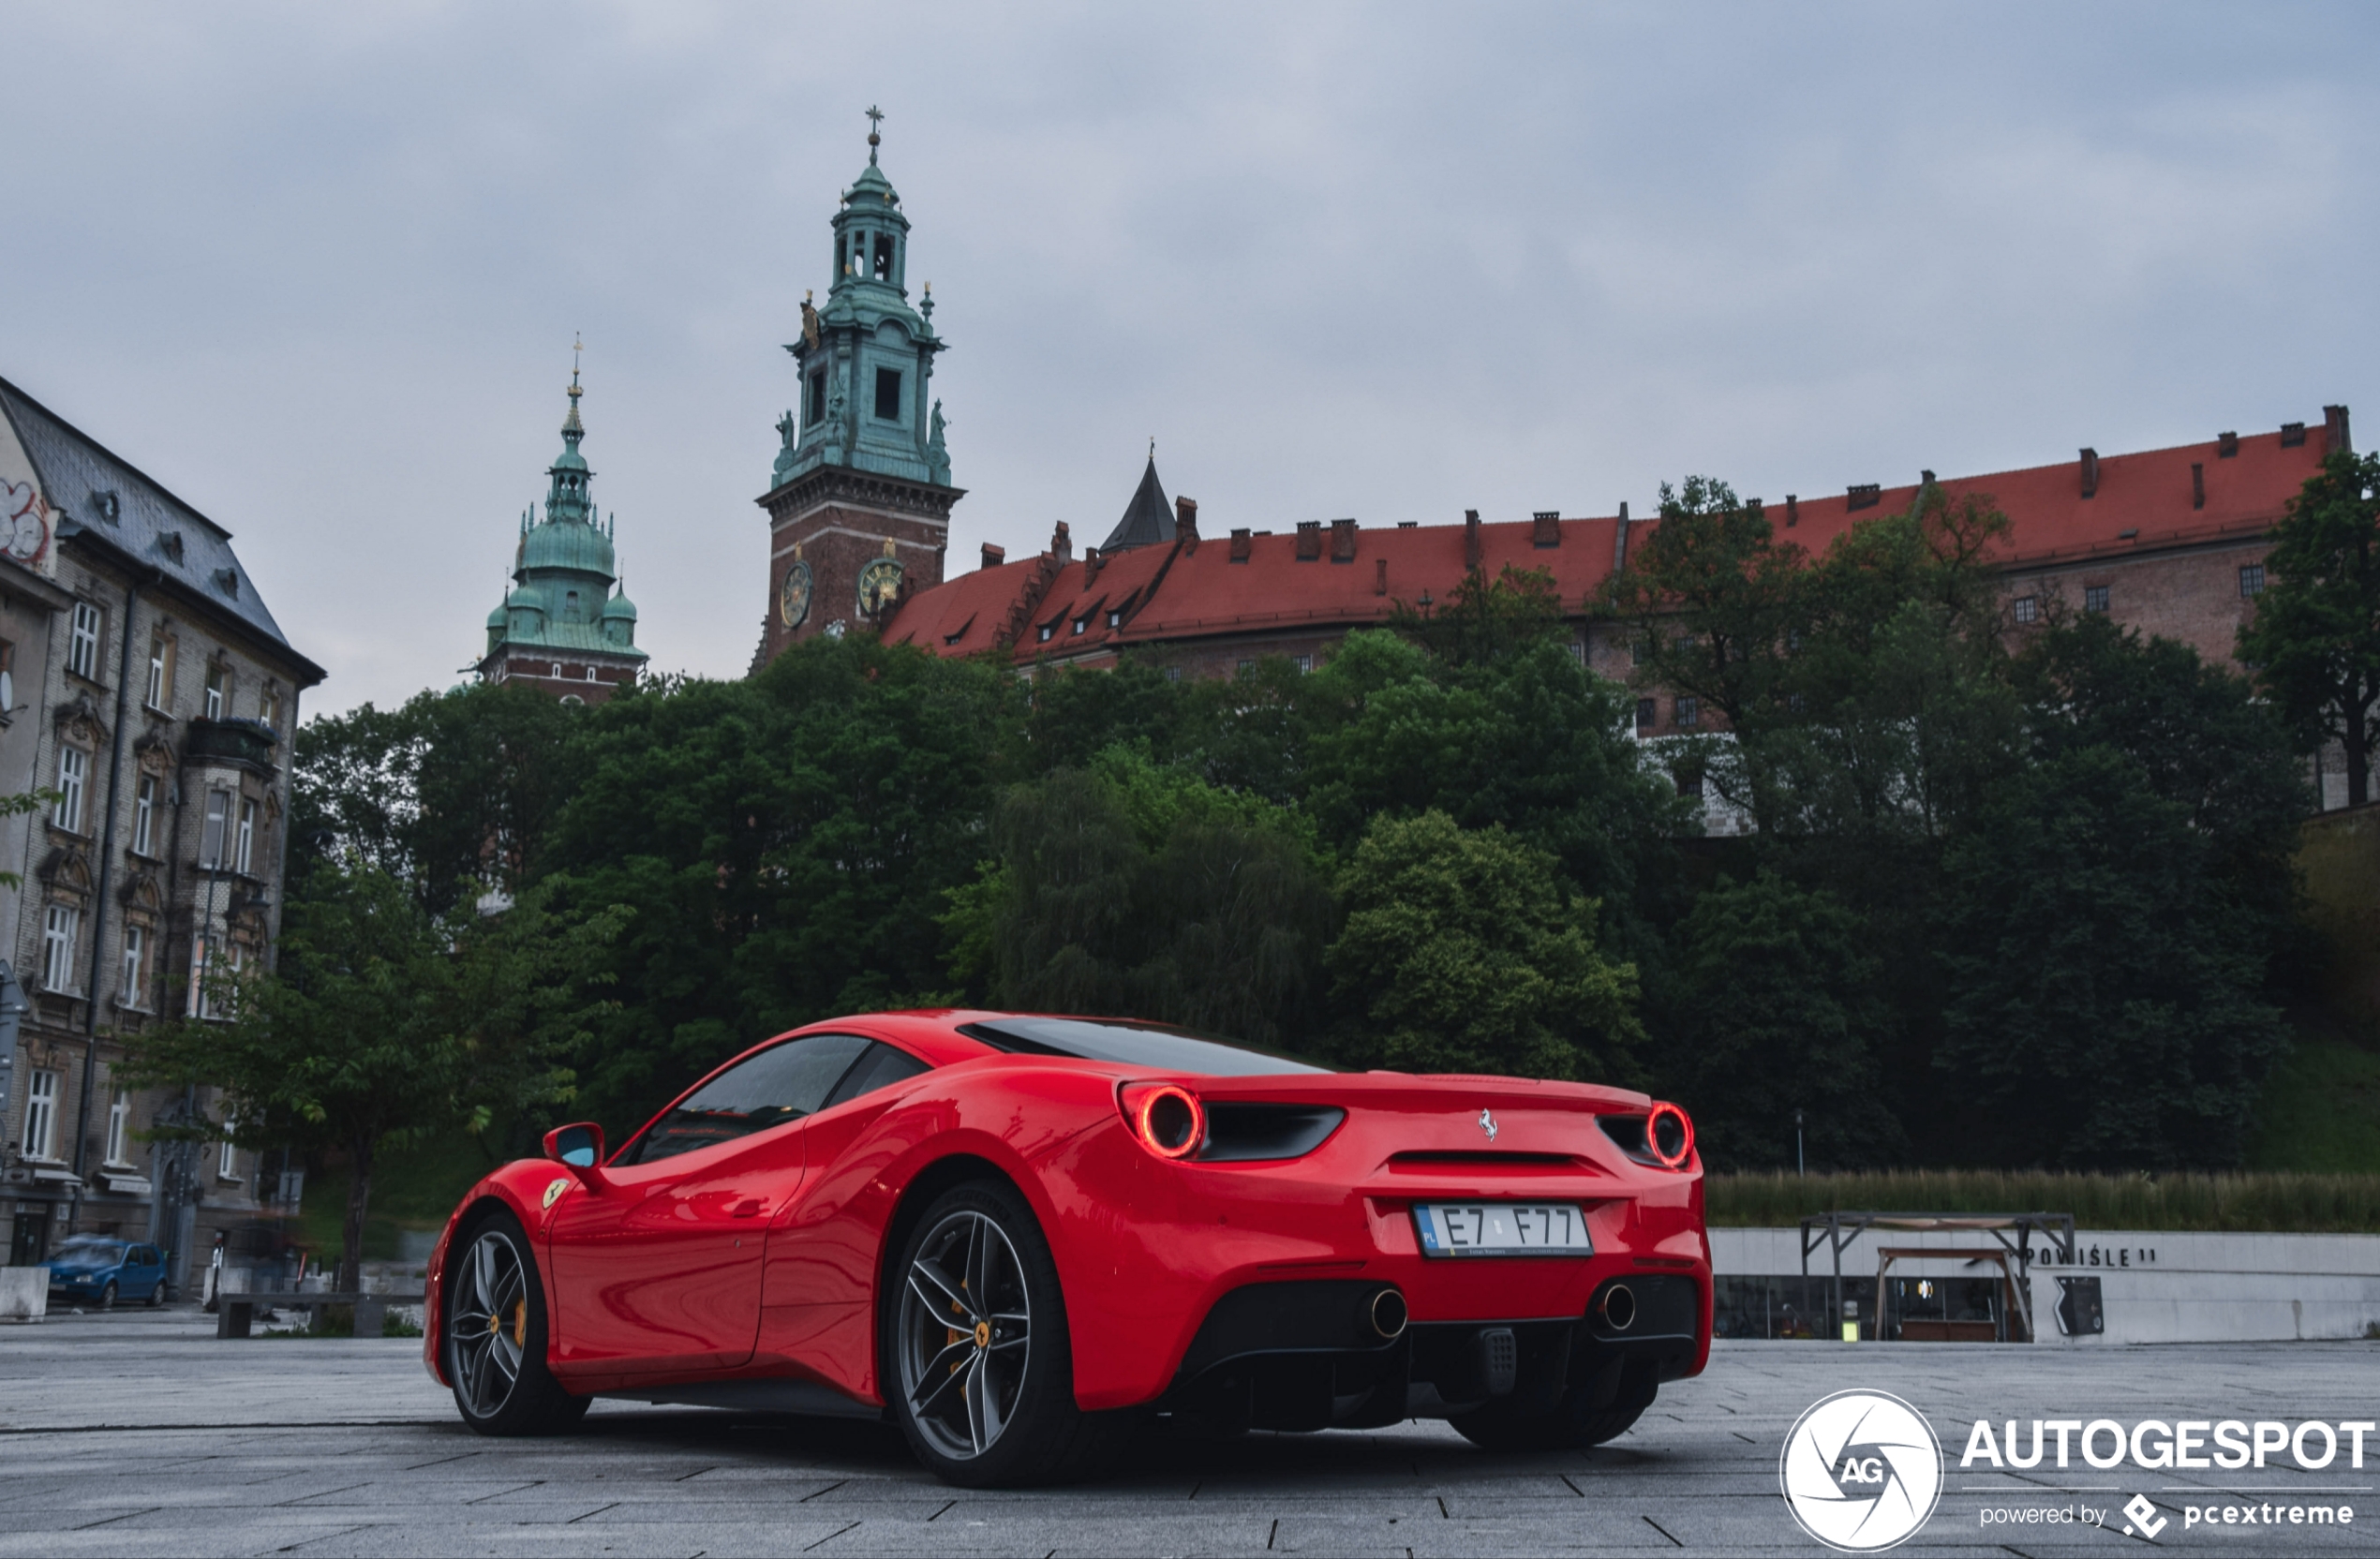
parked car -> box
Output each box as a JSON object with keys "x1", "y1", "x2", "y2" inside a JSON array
[
  {"x1": 48, "y1": 1236, "x2": 168, "y2": 1308},
  {"x1": 425, "y1": 1010, "x2": 1711, "y2": 1486}
]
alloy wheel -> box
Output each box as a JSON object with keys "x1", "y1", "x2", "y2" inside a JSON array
[
  {"x1": 448, "y1": 1228, "x2": 529, "y2": 1419},
  {"x1": 896, "y1": 1210, "x2": 1033, "y2": 1461}
]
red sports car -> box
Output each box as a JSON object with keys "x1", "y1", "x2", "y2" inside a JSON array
[{"x1": 424, "y1": 1012, "x2": 1710, "y2": 1486}]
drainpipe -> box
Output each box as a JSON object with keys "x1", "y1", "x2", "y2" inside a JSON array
[
  {"x1": 66, "y1": 571, "x2": 154, "y2": 1234},
  {"x1": 0, "y1": 961, "x2": 25, "y2": 1172}
]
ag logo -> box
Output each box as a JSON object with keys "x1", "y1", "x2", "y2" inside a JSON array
[{"x1": 1778, "y1": 1389, "x2": 1942, "y2": 1552}]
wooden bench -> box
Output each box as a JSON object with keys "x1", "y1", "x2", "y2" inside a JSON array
[{"x1": 216, "y1": 1290, "x2": 425, "y2": 1339}]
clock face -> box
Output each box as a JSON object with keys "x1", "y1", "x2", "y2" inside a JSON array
[
  {"x1": 780, "y1": 560, "x2": 813, "y2": 629},
  {"x1": 855, "y1": 556, "x2": 904, "y2": 617}
]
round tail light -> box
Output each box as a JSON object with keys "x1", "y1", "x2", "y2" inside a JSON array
[
  {"x1": 1647, "y1": 1102, "x2": 1694, "y2": 1169},
  {"x1": 1131, "y1": 1084, "x2": 1204, "y2": 1160}
]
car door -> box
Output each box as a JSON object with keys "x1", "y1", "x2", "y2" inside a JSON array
[
  {"x1": 545, "y1": 1032, "x2": 872, "y2": 1378},
  {"x1": 756, "y1": 1040, "x2": 934, "y2": 1380}
]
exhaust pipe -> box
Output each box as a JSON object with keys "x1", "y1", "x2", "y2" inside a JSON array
[
  {"x1": 1599, "y1": 1282, "x2": 1637, "y2": 1332},
  {"x1": 1369, "y1": 1286, "x2": 1408, "y2": 1340}
]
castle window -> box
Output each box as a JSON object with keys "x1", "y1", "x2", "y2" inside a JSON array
[
  {"x1": 67, "y1": 601, "x2": 101, "y2": 680},
  {"x1": 2239, "y1": 564, "x2": 2265, "y2": 598},
  {"x1": 132, "y1": 777, "x2": 156, "y2": 856},
  {"x1": 1293, "y1": 655, "x2": 1313, "y2": 674},
  {"x1": 586, "y1": 666, "x2": 600, "y2": 682},
  {"x1": 874, "y1": 368, "x2": 902, "y2": 422},
  {"x1": 1107, "y1": 610, "x2": 1122, "y2": 629},
  {"x1": 42, "y1": 905, "x2": 80, "y2": 994},
  {"x1": 2083, "y1": 586, "x2": 2110, "y2": 614},
  {"x1": 1675, "y1": 695, "x2": 1700, "y2": 729},
  {"x1": 2013, "y1": 594, "x2": 2039, "y2": 624},
  {"x1": 1037, "y1": 624, "x2": 1054, "y2": 643},
  {"x1": 1164, "y1": 667, "x2": 1182, "y2": 683},
  {"x1": 806, "y1": 368, "x2": 826, "y2": 427},
  {"x1": 566, "y1": 590, "x2": 581, "y2": 622},
  {"x1": 1635, "y1": 698, "x2": 1657, "y2": 731},
  {"x1": 54, "y1": 746, "x2": 88, "y2": 834},
  {"x1": 550, "y1": 663, "x2": 561, "y2": 678},
  {"x1": 1071, "y1": 617, "x2": 1087, "y2": 636}
]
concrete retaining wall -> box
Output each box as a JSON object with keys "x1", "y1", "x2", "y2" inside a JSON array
[
  {"x1": 1712, "y1": 1226, "x2": 2380, "y2": 1344},
  {"x1": 0, "y1": 1266, "x2": 48, "y2": 1323}
]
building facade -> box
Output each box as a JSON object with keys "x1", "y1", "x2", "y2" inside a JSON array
[
  {"x1": 477, "y1": 363, "x2": 647, "y2": 705},
  {"x1": 752, "y1": 122, "x2": 960, "y2": 669},
  {"x1": 0, "y1": 375, "x2": 323, "y2": 1285},
  {"x1": 878, "y1": 412, "x2": 2356, "y2": 804}
]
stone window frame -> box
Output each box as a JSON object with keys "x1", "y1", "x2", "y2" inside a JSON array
[
  {"x1": 2239, "y1": 564, "x2": 2266, "y2": 599},
  {"x1": 39, "y1": 901, "x2": 82, "y2": 995},
  {"x1": 21, "y1": 1066, "x2": 62, "y2": 1162}
]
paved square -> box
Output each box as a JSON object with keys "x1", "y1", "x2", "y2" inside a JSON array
[{"x1": 3, "y1": 1308, "x2": 2375, "y2": 1555}]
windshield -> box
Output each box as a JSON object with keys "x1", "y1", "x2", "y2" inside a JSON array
[
  {"x1": 959, "y1": 1017, "x2": 1331, "y2": 1077},
  {"x1": 51, "y1": 1239, "x2": 126, "y2": 1270}
]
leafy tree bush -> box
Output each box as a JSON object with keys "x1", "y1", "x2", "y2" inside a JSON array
[
  {"x1": 1326, "y1": 810, "x2": 1641, "y2": 1081},
  {"x1": 2239, "y1": 450, "x2": 2380, "y2": 805}
]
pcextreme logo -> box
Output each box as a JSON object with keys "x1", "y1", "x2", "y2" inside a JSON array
[{"x1": 1779, "y1": 1390, "x2": 1945, "y2": 1552}]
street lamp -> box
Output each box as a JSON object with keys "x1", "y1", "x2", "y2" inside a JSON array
[{"x1": 1793, "y1": 1109, "x2": 1805, "y2": 1178}]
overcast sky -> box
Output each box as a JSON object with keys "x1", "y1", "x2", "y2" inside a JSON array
[{"x1": 5, "y1": 2, "x2": 2373, "y2": 715}]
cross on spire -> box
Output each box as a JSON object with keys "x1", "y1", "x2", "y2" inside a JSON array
[{"x1": 865, "y1": 105, "x2": 884, "y2": 162}]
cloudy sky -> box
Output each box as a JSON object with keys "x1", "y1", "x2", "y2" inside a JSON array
[{"x1": 5, "y1": 2, "x2": 2373, "y2": 714}]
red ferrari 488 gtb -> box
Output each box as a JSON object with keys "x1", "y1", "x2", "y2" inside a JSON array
[{"x1": 424, "y1": 1012, "x2": 1710, "y2": 1486}]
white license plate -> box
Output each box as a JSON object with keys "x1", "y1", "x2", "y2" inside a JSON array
[{"x1": 1412, "y1": 1203, "x2": 1592, "y2": 1257}]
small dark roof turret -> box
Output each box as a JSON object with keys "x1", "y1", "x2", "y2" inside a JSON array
[{"x1": 1100, "y1": 453, "x2": 1175, "y2": 552}]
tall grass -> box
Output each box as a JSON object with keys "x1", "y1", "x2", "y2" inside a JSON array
[{"x1": 1707, "y1": 1170, "x2": 2380, "y2": 1233}]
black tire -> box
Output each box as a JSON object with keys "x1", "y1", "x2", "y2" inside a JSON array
[
  {"x1": 97, "y1": 1281, "x2": 117, "y2": 1311},
  {"x1": 881, "y1": 1180, "x2": 1128, "y2": 1487},
  {"x1": 1450, "y1": 1357, "x2": 1658, "y2": 1452},
  {"x1": 443, "y1": 1208, "x2": 588, "y2": 1436},
  {"x1": 146, "y1": 1279, "x2": 164, "y2": 1308}
]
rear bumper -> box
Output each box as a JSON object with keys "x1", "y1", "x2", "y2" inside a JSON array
[{"x1": 1160, "y1": 1274, "x2": 1703, "y2": 1432}]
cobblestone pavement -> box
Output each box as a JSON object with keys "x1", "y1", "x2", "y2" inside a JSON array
[{"x1": 3, "y1": 1307, "x2": 2377, "y2": 1555}]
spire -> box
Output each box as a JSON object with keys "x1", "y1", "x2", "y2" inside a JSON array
[
  {"x1": 562, "y1": 334, "x2": 586, "y2": 441},
  {"x1": 866, "y1": 105, "x2": 884, "y2": 165},
  {"x1": 1101, "y1": 453, "x2": 1176, "y2": 552}
]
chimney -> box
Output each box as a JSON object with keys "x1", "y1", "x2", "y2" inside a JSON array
[
  {"x1": 1050, "y1": 520, "x2": 1073, "y2": 566},
  {"x1": 1784, "y1": 494, "x2": 1799, "y2": 528},
  {"x1": 1533, "y1": 510, "x2": 1560, "y2": 548},
  {"x1": 2078, "y1": 448, "x2": 2098, "y2": 498},
  {"x1": 1375, "y1": 557, "x2": 1388, "y2": 596},
  {"x1": 1612, "y1": 500, "x2": 1631, "y2": 571},
  {"x1": 2218, "y1": 430, "x2": 2239, "y2": 458},
  {"x1": 1229, "y1": 527, "x2": 1253, "y2": 563},
  {"x1": 1175, "y1": 496, "x2": 1199, "y2": 543},
  {"x1": 1295, "y1": 520, "x2": 1322, "y2": 560},
  {"x1": 2281, "y1": 422, "x2": 2307, "y2": 448},
  {"x1": 981, "y1": 542, "x2": 1006, "y2": 572},
  {"x1": 1847, "y1": 483, "x2": 1882, "y2": 512},
  {"x1": 1083, "y1": 546, "x2": 1104, "y2": 582},
  {"x1": 2192, "y1": 463, "x2": 2206, "y2": 511},
  {"x1": 1464, "y1": 509, "x2": 1481, "y2": 571},
  {"x1": 2326, "y1": 405, "x2": 2353, "y2": 455},
  {"x1": 1330, "y1": 517, "x2": 1357, "y2": 562}
]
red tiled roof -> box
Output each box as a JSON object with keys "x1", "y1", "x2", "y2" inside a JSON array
[{"x1": 878, "y1": 418, "x2": 2340, "y2": 663}]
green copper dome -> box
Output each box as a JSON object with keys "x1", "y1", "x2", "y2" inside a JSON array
[
  {"x1": 601, "y1": 590, "x2": 637, "y2": 621},
  {"x1": 521, "y1": 518, "x2": 616, "y2": 575}
]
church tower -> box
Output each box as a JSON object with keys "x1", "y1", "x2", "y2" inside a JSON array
[
  {"x1": 477, "y1": 355, "x2": 648, "y2": 704},
  {"x1": 755, "y1": 109, "x2": 960, "y2": 665}
]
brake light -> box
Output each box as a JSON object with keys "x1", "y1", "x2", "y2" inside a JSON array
[
  {"x1": 1647, "y1": 1102, "x2": 1694, "y2": 1169},
  {"x1": 1122, "y1": 1083, "x2": 1204, "y2": 1160}
]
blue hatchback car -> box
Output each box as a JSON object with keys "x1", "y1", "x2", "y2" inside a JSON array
[{"x1": 47, "y1": 1235, "x2": 168, "y2": 1308}]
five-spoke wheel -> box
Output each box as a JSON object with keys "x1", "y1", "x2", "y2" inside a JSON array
[
  {"x1": 442, "y1": 1209, "x2": 588, "y2": 1436},
  {"x1": 882, "y1": 1181, "x2": 1127, "y2": 1486},
  {"x1": 897, "y1": 1209, "x2": 1034, "y2": 1462}
]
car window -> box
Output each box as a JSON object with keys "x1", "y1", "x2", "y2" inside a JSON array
[
  {"x1": 821, "y1": 1042, "x2": 931, "y2": 1110},
  {"x1": 627, "y1": 1032, "x2": 872, "y2": 1164},
  {"x1": 959, "y1": 1017, "x2": 1332, "y2": 1076}
]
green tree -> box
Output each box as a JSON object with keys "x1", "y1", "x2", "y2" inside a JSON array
[
  {"x1": 978, "y1": 749, "x2": 1335, "y2": 1049},
  {"x1": 1389, "y1": 562, "x2": 1569, "y2": 667},
  {"x1": 542, "y1": 638, "x2": 1019, "y2": 1135},
  {"x1": 1653, "y1": 871, "x2": 1906, "y2": 1170},
  {"x1": 2239, "y1": 450, "x2": 2380, "y2": 805},
  {"x1": 1326, "y1": 810, "x2": 1641, "y2": 1081},
  {"x1": 117, "y1": 860, "x2": 621, "y2": 1289}
]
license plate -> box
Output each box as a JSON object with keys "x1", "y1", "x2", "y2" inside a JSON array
[{"x1": 1412, "y1": 1203, "x2": 1592, "y2": 1257}]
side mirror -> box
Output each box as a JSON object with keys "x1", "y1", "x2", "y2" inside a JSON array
[{"x1": 543, "y1": 1122, "x2": 608, "y2": 1187}]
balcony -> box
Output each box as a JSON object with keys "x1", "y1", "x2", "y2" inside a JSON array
[{"x1": 184, "y1": 718, "x2": 279, "y2": 773}]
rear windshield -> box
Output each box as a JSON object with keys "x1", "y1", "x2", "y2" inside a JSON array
[{"x1": 959, "y1": 1017, "x2": 1331, "y2": 1077}]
